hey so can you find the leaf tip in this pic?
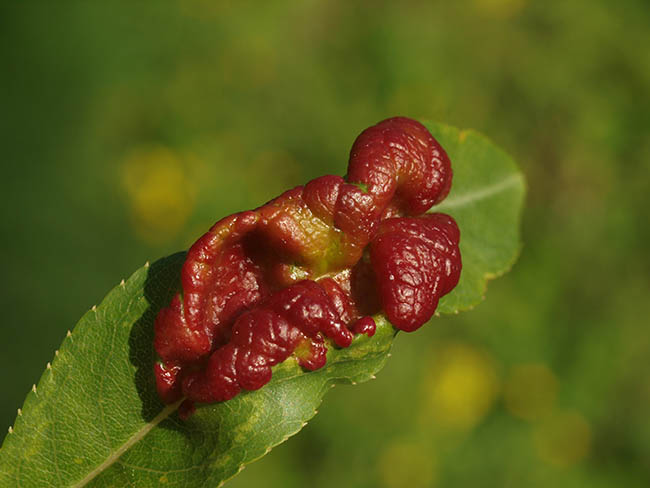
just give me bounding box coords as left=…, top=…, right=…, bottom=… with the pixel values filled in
left=31, top=384, right=37, bottom=393
left=145, top=261, right=150, bottom=268
left=92, top=305, right=97, bottom=312
left=120, top=279, right=126, bottom=287
left=8, top=426, right=13, bottom=434
left=54, top=349, right=59, bottom=357
left=17, top=408, right=22, bottom=416
left=46, top=362, right=51, bottom=370
left=66, top=330, right=72, bottom=338
left=371, top=374, right=377, bottom=380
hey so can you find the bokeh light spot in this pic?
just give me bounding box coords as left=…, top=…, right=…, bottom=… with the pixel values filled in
left=421, top=343, right=500, bottom=431
left=533, top=410, right=592, bottom=467
left=504, top=363, right=558, bottom=421
left=120, top=146, right=196, bottom=243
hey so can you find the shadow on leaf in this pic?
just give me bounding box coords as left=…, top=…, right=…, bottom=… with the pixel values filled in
left=128, top=252, right=186, bottom=423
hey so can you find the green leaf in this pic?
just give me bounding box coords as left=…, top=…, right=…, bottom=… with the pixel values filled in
left=426, top=122, right=526, bottom=314
left=0, top=122, right=525, bottom=487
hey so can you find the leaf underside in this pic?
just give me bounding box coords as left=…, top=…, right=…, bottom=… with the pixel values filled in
left=0, top=122, right=525, bottom=487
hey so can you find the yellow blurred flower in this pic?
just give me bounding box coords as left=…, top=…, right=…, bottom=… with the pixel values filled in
left=421, top=342, right=500, bottom=431
left=377, top=441, right=437, bottom=488
left=120, top=146, right=196, bottom=243
left=533, top=410, right=592, bottom=467
left=504, top=363, right=558, bottom=421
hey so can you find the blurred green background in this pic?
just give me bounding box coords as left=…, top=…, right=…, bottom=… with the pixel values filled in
left=2, top=1, right=649, bottom=486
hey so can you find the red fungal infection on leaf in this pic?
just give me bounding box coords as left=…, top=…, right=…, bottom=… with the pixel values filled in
left=153, top=117, right=461, bottom=416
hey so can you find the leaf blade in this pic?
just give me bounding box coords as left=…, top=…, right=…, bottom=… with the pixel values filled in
left=0, top=122, right=525, bottom=487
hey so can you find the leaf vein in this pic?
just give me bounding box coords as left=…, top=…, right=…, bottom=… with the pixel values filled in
left=432, top=173, right=522, bottom=210
left=70, top=400, right=182, bottom=488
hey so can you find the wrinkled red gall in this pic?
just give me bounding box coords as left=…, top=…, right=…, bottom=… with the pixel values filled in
left=153, top=117, right=461, bottom=417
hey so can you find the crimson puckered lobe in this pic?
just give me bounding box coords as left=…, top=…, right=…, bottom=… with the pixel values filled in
left=153, top=117, right=462, bottom=416
left=370, top=213, right=461, bottom=332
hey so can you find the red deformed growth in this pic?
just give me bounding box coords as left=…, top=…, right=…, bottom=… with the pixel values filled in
left=153, top=117, right=461, bottom=412
left=347, top=116, right=452, bottom=216
left=370, top=214, right=461, bottom=332
left=179, top=280, right=352, bottom=404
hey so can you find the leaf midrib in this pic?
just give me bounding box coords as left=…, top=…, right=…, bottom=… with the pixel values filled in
left=432, top=174, right=522, bottom=211
left=71, top=400, right=182, bottom=488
